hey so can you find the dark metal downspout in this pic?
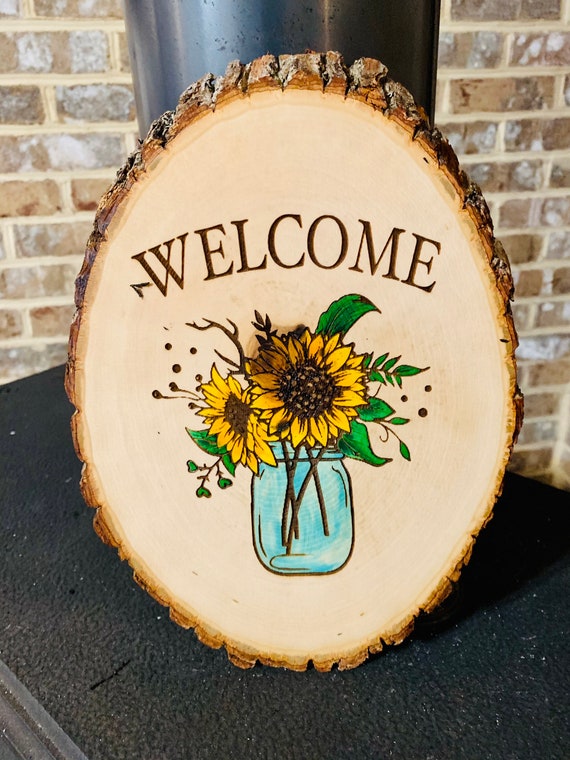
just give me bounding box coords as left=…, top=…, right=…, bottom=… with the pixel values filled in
left=123, top=0, right=440, bottom=137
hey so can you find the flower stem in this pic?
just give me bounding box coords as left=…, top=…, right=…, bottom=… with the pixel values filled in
left=306, top=447, right=329, bottom=536
left=284, top=446, right=327, bottom=555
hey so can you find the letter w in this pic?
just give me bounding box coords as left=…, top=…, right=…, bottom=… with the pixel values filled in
left=132, top=234, right=187, bottom=297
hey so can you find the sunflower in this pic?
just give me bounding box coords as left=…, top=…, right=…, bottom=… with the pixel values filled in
left=248, top=329, right=368, bottom=448
left=198, top=365, right=276, bottom=473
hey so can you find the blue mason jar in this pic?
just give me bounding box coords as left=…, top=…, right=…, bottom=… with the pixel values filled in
left=251, top=444, right=354, bottom=575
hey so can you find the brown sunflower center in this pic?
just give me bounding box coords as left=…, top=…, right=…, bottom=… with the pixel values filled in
left=278, top=361, right=338, bottom=420
left=224, top=392, right=251, bottom=438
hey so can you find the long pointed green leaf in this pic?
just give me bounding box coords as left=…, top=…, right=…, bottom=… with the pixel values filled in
left=338, top=419, right=392, bottom=466
left=358, top=397, right=395, bottom=422
left=186, top=428, right=227, bottom=457
left=394, top=364, right=428, bottom=377
left=315, top=294, right=379, bottom=338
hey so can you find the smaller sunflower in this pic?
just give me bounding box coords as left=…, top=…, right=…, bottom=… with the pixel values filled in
left=248, top=329, right=368, bottom=448
left=198, top=365, right=276, bottom=473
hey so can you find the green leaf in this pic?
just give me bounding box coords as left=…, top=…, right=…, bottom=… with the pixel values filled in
left=363, top=353, right=373, bottom=369
left=338, top=419, right=392, bottom=467
left=217, top=477, right=233, bottom=489
left=388, top=416, right=409, bottom=425
left=186, top=428, right=226, bottom=457
left=399, top=440, right=411, bottom=461
left=394, top=364, right=427, bottom=377
left=370, top=371, right=386, bottom=384
left=373, top=353, right=388, bottom=368
left=221, top=453, right=236, bottom=476
left=358, top=397, right=395, bottom=421
left=315, top=294, right=379, bottom=338
left=196, top=486, right=211, bottom=498
left=187, top=460, right=198, bottom=472
left=382, top=355, right=400, bottom=372
left=384, top=374, right=394, bottom=386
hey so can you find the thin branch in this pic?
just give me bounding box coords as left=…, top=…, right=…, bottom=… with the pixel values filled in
left=187, top=318, right=246, bottom=373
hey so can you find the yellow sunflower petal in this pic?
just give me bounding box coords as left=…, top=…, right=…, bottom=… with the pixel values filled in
left=290, top=417, right=308, bottom=447
left=287, top=335, right=305, bottom=366
left=325, top=345, right=353, bottom=372
left=333, top=369, right=367, bottom=387
left=253, top=436, right=277, bottom=466
left=246, top=451, right=259, bottom=474
left=324, top=333, right=341, bottom=355
left=299, top=328, right=312, bottom=348
left=310, top=416, right=329, bottom=446
left=251, top=391, right=284, bottom=410
left=209, top=417, right=227, bottom=436
left=218, top=424, right=236, bottom=448
left=250, top=372, right=280, bottom=390
left=336, top=389, right=367, bottom=407
left=210, top=364, right=229, bottom=395
left=268, top=406, right=290, bottom=432
left=230, top=436, right=244, bottom=463
left=307, top=333, right=325, bottom=361
left=326, top=407, right=352, bottom=432
left=227, top=374, right=244, bottom=397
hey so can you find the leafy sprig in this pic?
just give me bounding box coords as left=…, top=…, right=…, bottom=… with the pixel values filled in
left=186, top=428, right=235, bottom=496
left=367, top=353, right=428, bottom=388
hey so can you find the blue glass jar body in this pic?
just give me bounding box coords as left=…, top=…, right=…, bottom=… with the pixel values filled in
left=251, top=446, right=354, bottom=575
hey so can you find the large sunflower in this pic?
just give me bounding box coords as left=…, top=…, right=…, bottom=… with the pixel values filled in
left=198, top=365, right=276, bottom=473
left=248, top=329, right=368, bottom=448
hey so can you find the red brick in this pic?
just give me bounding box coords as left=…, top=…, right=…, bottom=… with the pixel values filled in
left=451, top=0, right=522, bottom=21
left=56, top=84, right=135, bottom=122
left=118, top=31, right=131, bottom=72
left=438, top=31, right=503, bottom=69
left=0, top=0, right=21, bottom=17
left=0, top=85, right=44, bottom=124
left=514, top=269, right=543, bottom=297
left=511, top=32, right=570, bottom=66
left=509, top=447, right=553, bottom=475
left=505, top=118, right=570, bottom=152
left=527, top=358, right=570, bottom=386
left=30, top=304, right=75, bottom=337
left=546, top=232, right=570, bottom=260
left=13, top=221, right=92, bottom=258
left=0, top=181, right=61, bottom=217
left=0, top=264, right=76, bottom=299
left=500, top=234, right=543, bottom=264
left=467, top=159, right=543, bottom=192
left=552, top=267, right=570, bottom=295
left=551, top=159, right=570, bottom=189
left=511, top=302, right=531, bottom=330
left=438, top=121, right=498, bottom=155
left=71, top=179, right=111, bottom=211
left=450, top=77, right=554, bottom=114
left=0, top=133, right=126, bottom=172
left=0, top=32, right=17, bottom=72
left=517, top=419, right=558, bottom=446
left=536, top=301, right=570, bottom=329
left=498, top=198, right=540, bottom=228
left=522, top=391, right=561, bottom=417
left=0, top=309, right=23, bottom=339
left=541, top=198, right=570, bottom=227
left=452, top=0, right=562, bottom=20
left=0, top=344, right=68, bottom=382
left=33, top=0, right=123, bottom=17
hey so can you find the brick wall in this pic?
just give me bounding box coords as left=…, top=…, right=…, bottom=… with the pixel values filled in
left=1, top=0, right=569, bottom=490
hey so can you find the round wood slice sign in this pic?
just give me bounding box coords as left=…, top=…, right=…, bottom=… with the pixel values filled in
left=66, top=53, right=523, bottom=671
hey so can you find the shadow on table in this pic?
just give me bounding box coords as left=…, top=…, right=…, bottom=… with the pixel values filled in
left=413, top=472, right=570, bottom=637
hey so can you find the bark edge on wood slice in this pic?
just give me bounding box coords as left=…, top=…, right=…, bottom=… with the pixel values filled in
left=66, top=52, right=523, bottom=672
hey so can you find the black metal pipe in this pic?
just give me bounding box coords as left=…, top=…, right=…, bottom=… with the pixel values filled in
left=124, top=0, right=440, bottom=136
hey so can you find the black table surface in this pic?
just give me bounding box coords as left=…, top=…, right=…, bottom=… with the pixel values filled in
left=1, top=364, right=568, bottom=760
